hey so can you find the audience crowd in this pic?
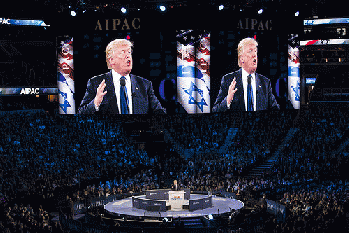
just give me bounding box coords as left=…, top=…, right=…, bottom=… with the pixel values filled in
left=0, top=109, right=348, bottom=233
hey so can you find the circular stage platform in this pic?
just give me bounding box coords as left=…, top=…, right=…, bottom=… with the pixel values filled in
left=104, top=194, right=244, bottom=218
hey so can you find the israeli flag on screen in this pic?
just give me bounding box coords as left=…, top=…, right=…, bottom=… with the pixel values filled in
left=288, top=44, right=300, bottom=109
left=177, top=35, right=210, bottom=114
left=57, top=37, right=75, bottom=114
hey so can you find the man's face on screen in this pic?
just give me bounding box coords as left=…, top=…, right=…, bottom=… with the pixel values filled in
left=241, top=43, right=258, bottom=74
left=110, top=44, right=133, bottom=76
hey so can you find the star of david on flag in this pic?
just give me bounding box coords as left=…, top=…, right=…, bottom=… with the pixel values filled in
left=182, top=81, right=208, bottom=112
left=177, top=32, right=210, bottom=114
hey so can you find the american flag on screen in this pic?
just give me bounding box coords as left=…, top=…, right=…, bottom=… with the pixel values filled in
left=57, top=37, right=75, bottom=114
left=177, top=30, right=210, bottom=114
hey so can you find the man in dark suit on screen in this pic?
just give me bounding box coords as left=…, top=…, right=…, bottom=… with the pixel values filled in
left=78, top=39, right=166, bottom=114
left=212, top=38, right=279, bottom=112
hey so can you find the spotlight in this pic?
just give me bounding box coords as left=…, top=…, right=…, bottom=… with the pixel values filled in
left=121, top=7, right=127, bottom=14
left=159, top=5, right=166, bottom=12
left=295, top=11, right=299, bottom=17
left=208, top=214, right=213, bottom=220
left=219, top=5, right=224, bottom=11
left=163, top=217, right=168, bottom=222
left=258, top=9, right=263, bottom=14
left=70, top=11, right=76, bottom=16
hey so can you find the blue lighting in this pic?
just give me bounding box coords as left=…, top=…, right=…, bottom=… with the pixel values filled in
left=121, top=7, right=127, bottom=14
left=258, top=9, right=263, bottom=14
left=219, top=5, right=224, bottom=11
left=70, top=11, right=76, bottom=17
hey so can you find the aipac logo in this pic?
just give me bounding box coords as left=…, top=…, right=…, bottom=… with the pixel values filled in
left=0, top=18, right=10, bottom=25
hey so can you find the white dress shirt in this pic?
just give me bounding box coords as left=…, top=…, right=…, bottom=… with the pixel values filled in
left=241, top=68, right=256, bottom=111
left=112, top=69, right=133, bottom=114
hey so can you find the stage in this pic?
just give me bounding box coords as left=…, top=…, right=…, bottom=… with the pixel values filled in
left=104, top=194, right=244, bottom=218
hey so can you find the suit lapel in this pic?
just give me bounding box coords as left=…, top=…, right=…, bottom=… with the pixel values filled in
left=130, top=74, right=138, bottom=114
left=236, top=69, right=245, bottom=110
left=104, top=71, right=114, bottom=90
left=105, top=71, right=120, bottom=114
left=130, top=74, right=137, bottom=97
left=255, top=74, right=261, bottom=111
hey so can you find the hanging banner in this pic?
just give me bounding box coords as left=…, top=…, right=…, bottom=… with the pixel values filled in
left=196, top=34, right=211, bottom=113
left=288, top=34, right=300, bottom=109
left=177, top=30, right=210, bottom=114
left=57, top=37, right=75, bottom=114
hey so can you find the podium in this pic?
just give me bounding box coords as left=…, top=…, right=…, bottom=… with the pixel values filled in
left=133, top=189, right=213, bottom=212
left=168, top=191, right=185, bottom=210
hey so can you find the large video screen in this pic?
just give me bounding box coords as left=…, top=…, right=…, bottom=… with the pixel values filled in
left=0, top=21, right=58, bottom=112
left=0, top=7, right=291, bottom=114
left=300, top=17, right=349, bottom=105
left=72, top=9, right=289, bottom=115
left=0, top=24, right=56, bottom=89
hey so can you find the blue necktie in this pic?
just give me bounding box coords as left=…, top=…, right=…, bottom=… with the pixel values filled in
left=247, top=74, right=254, bottom=111
left=120, top=76, right=129, bottom=114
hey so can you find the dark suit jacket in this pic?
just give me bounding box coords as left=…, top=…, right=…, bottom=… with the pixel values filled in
left=78, top=71, right=166, bottom=114
left=212, top=69, right=279, bottom=112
